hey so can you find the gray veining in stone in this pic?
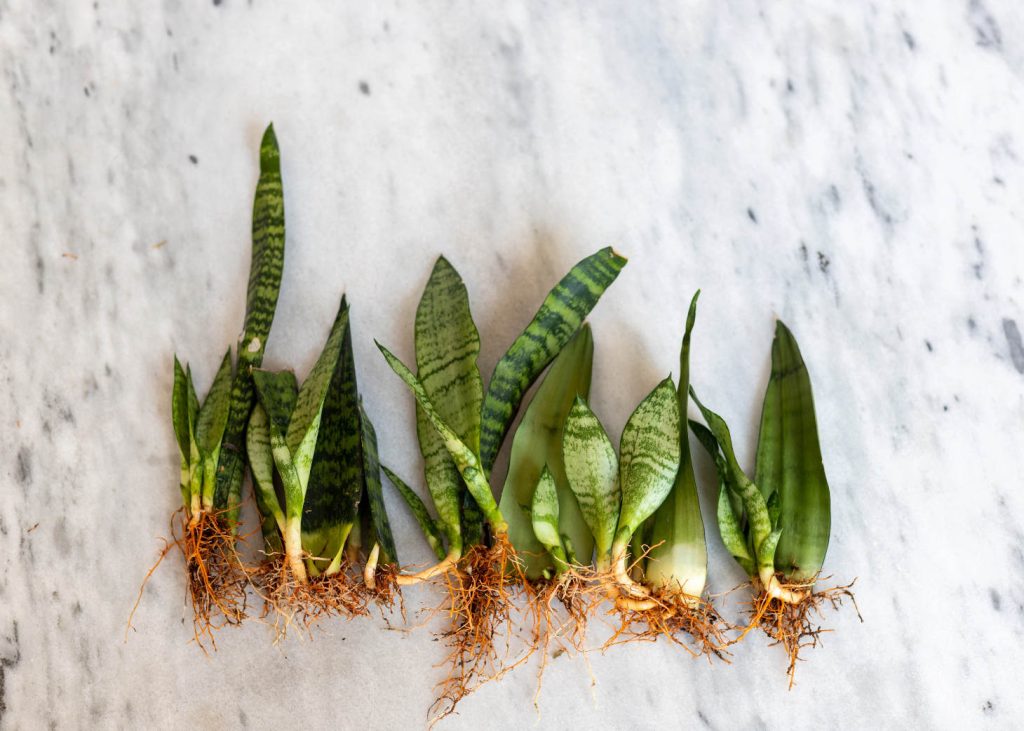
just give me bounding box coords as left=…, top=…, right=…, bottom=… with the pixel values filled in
left=2, top=2, right=1023, bottom=729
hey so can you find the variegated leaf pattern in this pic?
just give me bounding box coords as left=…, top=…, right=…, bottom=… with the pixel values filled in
left=479, top=247, right=627, bottom=474
left=285, top=298, right=350, bottom=482
left=381, top=465, right=447, bottom=561
left=562, top=397, right=619, bottom=562
left=360, top=404, right=398, bottom=565
left=246, top=403, right=284, bottom=552
left=414, top=256, right=484, bottom=550
left=215, top=123, right=286, bottom=518
left=303, top=313, right=363, bottom=565
left=377, top=343, right=502, bottom=530
left=616, top=378, right=681, bottom=543
left=498, top=324, right=594, bottom=578
left=689, top=387, right=773, bottom=568
left=195, top=349, right=234, bottom=457
left=530, top=466, right=566, bottom=566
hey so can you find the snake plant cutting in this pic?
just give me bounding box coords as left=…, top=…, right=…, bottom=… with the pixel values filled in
left=377, top=249, right=625, bottom=717
left=160, top=124, right=285, bottom=643
left=690, top=321, right=855, bottom=680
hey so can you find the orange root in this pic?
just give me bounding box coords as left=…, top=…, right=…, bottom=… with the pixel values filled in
left=429, top=534, right=528, bottom=724
left=250, top=554, right=368, bottom=640
left=362, top=562, right=405, bottom=621
left=744, top=576, right=861, bottom=687
left=604, top=586, right=731, bottom=659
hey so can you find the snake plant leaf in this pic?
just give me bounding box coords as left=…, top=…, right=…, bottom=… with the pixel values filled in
left=382, top=465, right=447, bottom=560
left=285, top=298, right=351, bottom=484
left=360, top=404, right=398, bottom=565
left=251, top=369, right=304, bottom=521
left=303, top=311, right=363, bottom=567
left=459, top=490, right=485, bottom=548
left=499, top=325, right=595, bottom=578
left=755, top=321, right=830, bottom=582
left=412, top=256, right=483, bottom=552
left=172, top=356, right=191, bottom=460
left=246, top=402, right=284, bottom=552
left=377, top=343, right=504, bottom=531
left=214, top=123, right=286, bottom=520
left=531, top=466, right=567, bottom=568
left=185, top=365, right=200, bottom=434
left=646, top=292, right=708, bottom=592
left=562, top=397, right=620, bottom=565
left=689, top=388, right=773, bottom=569
left=479, top=247, right=627, bottom=474
left=251, top=370, right=298, bottom=436
left=195, top=349, right=234, bottom=457
left=690, top=418, right=755, bottom=573
left=616, top=378, right=681, bottom=546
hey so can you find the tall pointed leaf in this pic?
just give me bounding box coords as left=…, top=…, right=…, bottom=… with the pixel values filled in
left=285, top=299, right=350, bottom=480
left=646, top=292, right=708, bottom=592
left=195, top=349, right=234, bottom=457
left=171, top=356, right=191, bottom=461
left=302, top=312, right=363, bottom=565
left=214, top=123, right=286, bottom=519
left=479, top=247, right=627, bottom=473
left=562, top=397, right=619, bottom=565
left=756, top=322, right=830, bottom=581
left=413, top=256, right=483, bottom=552
left=498, top=325, right=595, bottom=578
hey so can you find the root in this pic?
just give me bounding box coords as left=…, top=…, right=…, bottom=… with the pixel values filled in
left=745, top=576, right=861, bottom=687
left=604, top=585, right=732, bottom=659
left=429, top=534, right=528, bottom=724
left=523, top=566, right=603, bottom=708
left=250, top=554, right=368, bottom=641
left=131, top=508, right=249, bottom=650
left=362, top=562, right=405, bottom=621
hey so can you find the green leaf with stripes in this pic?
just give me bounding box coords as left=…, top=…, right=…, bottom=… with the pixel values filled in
left=498, top=325, right=595, bottom=578
left=195, top=349, right=233, bottom=457
left=531, top=466, right=567, bottom=569
left=689, top=387, right=772, bottom=572
left=302, top=309, right=363, bottom=567
left=246, top=403, right=284, bottom=553
left=251, top=369, right=302, bottom=520
left=754, top=321, right=830, bottom=582
left=360, top=404, right=398, bottom=565
left=214, top=123, right=287, bottom=522
left=382, top=465, right=447, bottom=561
left=479, top=247, right=627, bottom=474
left=562, top=397, right=619, bottom=566
left=377, top=343, right=504, bottom=532
left=615, top=378, right=681, bottom=546
left=171, top=356, right=191, bottom=462
left=413, top=256, right=483, bottom=553
left=646, top=292, right=708, bottom=593
left=285, top=298, right=350, bottom=491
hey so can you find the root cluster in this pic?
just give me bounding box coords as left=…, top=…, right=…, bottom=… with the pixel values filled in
left=250, top=555, right=369, bottom=640
left=748, top=576, right=861, bottom=687
left=606, top=588, right=731, bottom=659
left=430, top=535, right=527, bottom=722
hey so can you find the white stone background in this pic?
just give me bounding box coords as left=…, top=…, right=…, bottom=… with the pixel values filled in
left=1, top=2, right=1023, bottom=729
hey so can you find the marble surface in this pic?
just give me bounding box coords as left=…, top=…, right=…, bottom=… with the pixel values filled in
left=2, top=2, right=1023, bottom=729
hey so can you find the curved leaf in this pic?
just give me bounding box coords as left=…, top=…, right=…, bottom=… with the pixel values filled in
left=531, top=467, right=567, bottom=567
left=246, top=403, right=284, bottom=552
left=499, top=325, right=594, bottom=578
left=479, top=247, right=627, bottom=473
left=382, top=465, right=447, bottom=561
left=377, top=343, right=503, bottom=531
